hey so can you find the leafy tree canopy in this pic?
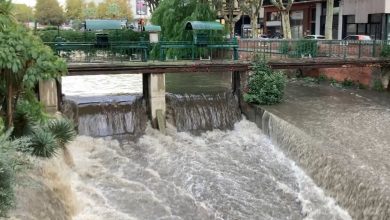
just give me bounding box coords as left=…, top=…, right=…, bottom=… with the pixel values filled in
left=83, top=1, right=97, bottom=19
left=1, top=0, right=67, bottom=128
left=65, top=0, right=83, bottom=20
left=11, top=3, right=33, bottom=23
left=96, top=0, right=133, bottom=20
left=35, top=0, right=65, bottom=26
left=151, top=0, right=218, bottom=41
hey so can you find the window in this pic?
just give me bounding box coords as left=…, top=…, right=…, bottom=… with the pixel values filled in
left=369, top=14, right=382, bottom=23
left=346, top=15, right=355, bottom=24
left=346, top=24, right=357, bottom=36
left=357, top=24, right=366, bottom=34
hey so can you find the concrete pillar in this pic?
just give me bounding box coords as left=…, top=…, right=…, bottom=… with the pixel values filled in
left=148, top=73, right=166, bottom=129
left=338, top=1, right=344, bottom=40
left=315, top=3, right=322, bottom=35
left=232, top=71, right=242, bottom=108
left=39, top=79, right=58, bottom=115
left=142, top=73, right=150, bottom=115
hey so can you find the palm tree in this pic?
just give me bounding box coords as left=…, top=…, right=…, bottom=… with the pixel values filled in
left=46, top=117, right=76, bottom=166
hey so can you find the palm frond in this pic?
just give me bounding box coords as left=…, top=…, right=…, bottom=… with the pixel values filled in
left=28, top=127, right=58, bottom=158
left=47, top=117, right=76, bottom=148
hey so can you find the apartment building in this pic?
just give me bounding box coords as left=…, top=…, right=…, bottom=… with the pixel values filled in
left=342, top=0, right=390, bottom=40
left=262, top=0, right=342, bottom=39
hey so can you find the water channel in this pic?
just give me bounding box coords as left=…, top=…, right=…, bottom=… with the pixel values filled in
left=54, top=72, right=352, bottom=220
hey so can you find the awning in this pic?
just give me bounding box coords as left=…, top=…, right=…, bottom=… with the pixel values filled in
left=85, top=19, right=124, bottom=30
left=144, top=25, right=161, bottom=32
left=185, top=21, right=224, bottom=31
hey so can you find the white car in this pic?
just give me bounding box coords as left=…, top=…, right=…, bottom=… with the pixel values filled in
left=304, top=35, right=325, bottom=40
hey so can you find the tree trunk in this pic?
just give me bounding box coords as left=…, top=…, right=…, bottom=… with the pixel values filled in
left=251, top=13, right=258, bottom=38
left=229, top=22, right=235, bottom=38
left=6, top=73, right=13, bottom=128
left=325, top=0, right=334, bottom=40
left=281, top=10, right=292, bottom=39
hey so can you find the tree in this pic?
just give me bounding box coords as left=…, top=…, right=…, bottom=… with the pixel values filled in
left=213, top=0, right=244, bottom=38
left=96, top=0, right=133, bottom=20
left=1, top=0, right=67, bottom=128
left=144, top=0, right=160, bottom=13
left=152, top=0, right=217, bottom=41
left=12, top=4, right=33, bottom=23
left=241, top=0, right=263, bottom=38
left=325, top=0, right=334, bottom=39
left=83, top=1, right=97, bottom=19
left=270, top=0, right=294, bottom=39
left=65, top=0, right=83, bottom=20
left=35, top=0, right=65, bottom=26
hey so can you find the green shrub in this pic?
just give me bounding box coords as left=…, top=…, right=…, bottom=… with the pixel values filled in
left=341, top=78, right=357, bottom=88
left=380, top=44, right=390, bottom=58
left=0, top=158, right=13, bottom=217
left=0, top=118, right=4, bottom=134
left=303, top=77, right=319, bottom=84
left=294, top=39, right=318, bottom=57
left=279, top=41, right=289, bottom=55
left=373, top=79, right=384, bottom=91
left=318, top=74, right=328, bottom=82
left=0, top=130, right=30, bottom=217
left=244, top=61, right=286, bottom=105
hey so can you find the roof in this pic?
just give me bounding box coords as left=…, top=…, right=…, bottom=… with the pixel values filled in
left=185, top=21, right=224, bottom=31
left=144, top=25, right=161, bottom=32
left=85, top=19, right=125, bottom=30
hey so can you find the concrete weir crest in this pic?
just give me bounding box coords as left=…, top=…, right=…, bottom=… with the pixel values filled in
left=39, top=62, right=249, bottom=133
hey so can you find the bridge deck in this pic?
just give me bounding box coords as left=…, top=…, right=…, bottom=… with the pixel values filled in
left=66, top=58, right=388, bottom=75
left=67, top=61, right=250, bottom=75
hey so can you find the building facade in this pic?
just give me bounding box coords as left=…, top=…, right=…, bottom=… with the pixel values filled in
left=128, top=0, right=151, bottom=29
left=262, top=0, right=342, bottom=39
left=342, top=0, right=390, bottom=40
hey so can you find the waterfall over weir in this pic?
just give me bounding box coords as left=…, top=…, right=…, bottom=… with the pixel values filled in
left=46, top=92, right=352, bottom=220
left=62, top=95, right=147, bottom=138
left=166, top=93, right=242, bottom=132
left=63, top=93, right=242, bottom=137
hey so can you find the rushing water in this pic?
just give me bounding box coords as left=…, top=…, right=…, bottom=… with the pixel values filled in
left=68, top=121, right=350, bottom=220
left=32, top=73, right=353, bottom=220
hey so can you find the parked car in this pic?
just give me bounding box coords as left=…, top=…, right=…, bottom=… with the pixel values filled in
left=341, top=35, right=372, bottom=45
left=304, top=35, right=325, bottom=40
left=343, top=35, right=372, bottom=41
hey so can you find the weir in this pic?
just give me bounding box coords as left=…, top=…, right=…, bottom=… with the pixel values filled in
left=38, top=61, right=248, bottom=133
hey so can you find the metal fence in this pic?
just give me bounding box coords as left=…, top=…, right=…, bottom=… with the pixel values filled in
left=238, top=39, right=389, bottom=60
left=45, top=39, right=239, bottom=63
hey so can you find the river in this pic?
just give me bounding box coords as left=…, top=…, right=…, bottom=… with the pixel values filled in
left=8, top=73, right=352, bottom=220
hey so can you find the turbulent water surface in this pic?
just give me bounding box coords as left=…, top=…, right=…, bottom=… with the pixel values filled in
left=68, top=121, right=350, bottom=220
left=55, top=74, right=353, bottom=219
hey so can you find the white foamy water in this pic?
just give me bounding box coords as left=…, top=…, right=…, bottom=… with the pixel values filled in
left=62, top=74, right=142, bottom=96
left=67, top=120, right=351, bottom=220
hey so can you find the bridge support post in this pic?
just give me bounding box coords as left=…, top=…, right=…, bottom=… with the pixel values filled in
left=144, top=73, right=166, bottom=130
left=232, top=71, right=242, bottom=108
left=39, top=79, right=58, bottom=115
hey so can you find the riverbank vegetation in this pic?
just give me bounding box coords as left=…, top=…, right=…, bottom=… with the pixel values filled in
left=244, top=56, right=286, bottom=105
left=0, top=0, right=75, bottom=216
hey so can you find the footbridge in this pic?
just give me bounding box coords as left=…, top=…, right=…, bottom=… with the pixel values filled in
left=39, top=38, right=390, bottom=131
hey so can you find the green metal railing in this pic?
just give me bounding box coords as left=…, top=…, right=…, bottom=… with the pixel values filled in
left=45, top=38, right=239, bottom=63
left=239, top=39, right=388, bottom=60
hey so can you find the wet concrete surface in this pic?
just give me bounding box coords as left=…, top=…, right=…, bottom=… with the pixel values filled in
left=264, top=81, right=390, bottom=178
left=250, top=81, right=390, bottom=219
